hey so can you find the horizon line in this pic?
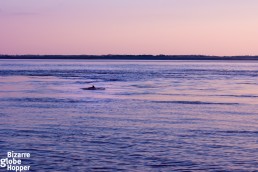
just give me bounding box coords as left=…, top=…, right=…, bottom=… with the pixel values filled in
left=1, top=54, right=258, bottom=57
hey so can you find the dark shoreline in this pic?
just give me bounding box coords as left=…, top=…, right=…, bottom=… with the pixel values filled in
left=1, top=55, right=258, bottom=60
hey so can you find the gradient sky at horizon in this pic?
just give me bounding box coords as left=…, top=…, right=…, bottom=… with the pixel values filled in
left=1, top=0, right=258, bottom=56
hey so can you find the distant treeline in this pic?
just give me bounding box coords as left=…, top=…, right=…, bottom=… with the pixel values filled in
left=1, top=55, right=258, bottom=60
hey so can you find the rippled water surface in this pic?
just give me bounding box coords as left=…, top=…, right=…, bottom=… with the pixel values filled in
left=0, top=60, right=258, bottom=171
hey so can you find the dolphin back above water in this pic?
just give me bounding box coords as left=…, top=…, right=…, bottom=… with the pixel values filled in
left=81, top=86, right=105, bottom=90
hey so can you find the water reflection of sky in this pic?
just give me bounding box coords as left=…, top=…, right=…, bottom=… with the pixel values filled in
left=0, top=60, right=258, bottom=171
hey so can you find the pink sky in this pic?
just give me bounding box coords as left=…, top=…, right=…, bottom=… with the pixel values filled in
left=1, top=0, right=258, bottom=55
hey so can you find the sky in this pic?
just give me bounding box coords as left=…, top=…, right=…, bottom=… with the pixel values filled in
left=0, top=0, right=258, bottom=56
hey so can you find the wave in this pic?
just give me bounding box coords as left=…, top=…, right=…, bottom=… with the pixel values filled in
left=0, top=97, right=95, bottom=103
left=214, top=94, right=258, bottom=98
left=189, top=129, right=258, bottom=135
left=152, top=101, right=239, bottom=105
left=220, top=130, right=258, bottom=134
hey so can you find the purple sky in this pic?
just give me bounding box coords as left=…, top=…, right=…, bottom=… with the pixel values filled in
left=1, top=0, right=258, bottom=55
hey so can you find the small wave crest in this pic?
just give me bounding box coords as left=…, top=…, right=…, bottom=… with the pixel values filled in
left=0, top=97, right=96, bottom=104
left=215, top=94, right=258, bottom=98
left=152, top=101, right=239, bottom=105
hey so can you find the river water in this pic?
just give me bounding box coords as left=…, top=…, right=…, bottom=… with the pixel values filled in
left=0, top=60, right=257, bottom=171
